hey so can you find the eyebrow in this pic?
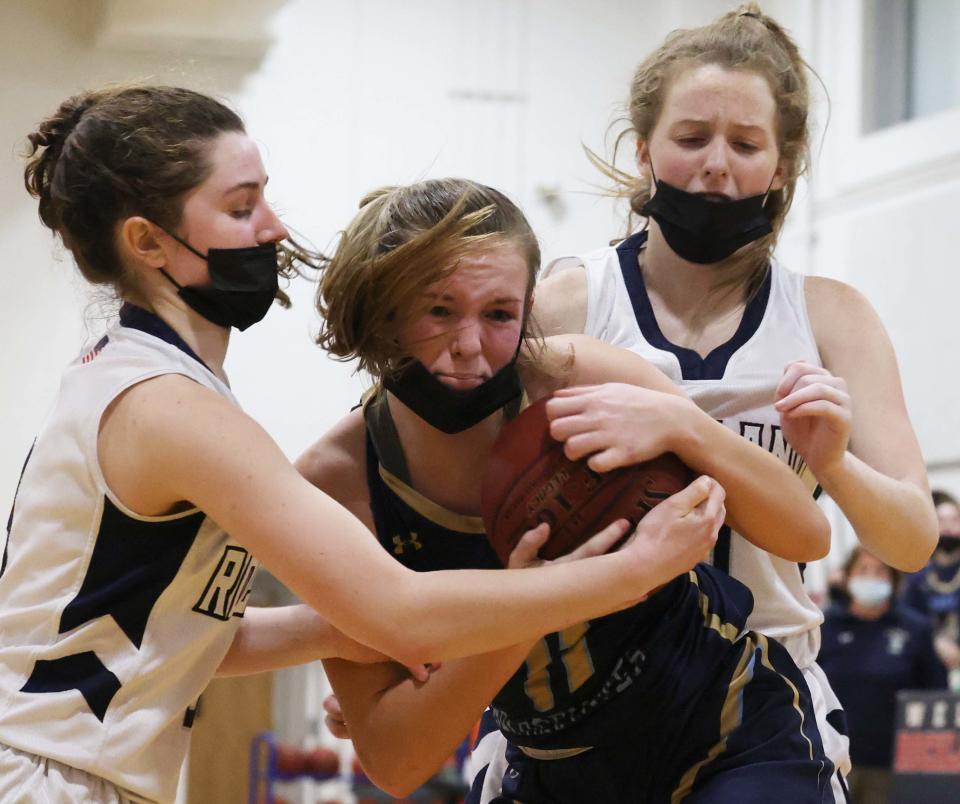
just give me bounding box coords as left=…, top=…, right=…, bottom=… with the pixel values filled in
left=425, top=292, right=522, bottom=304
left=222, top=177, right=269, bottom=196
left=672, top=119, right=769, bottom=135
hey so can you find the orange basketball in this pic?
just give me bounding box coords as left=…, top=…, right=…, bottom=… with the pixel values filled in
left=274, top=743, right=309, bottom=775
left=305, top=746, right=340, bottom=776
left=481, top=397, right=694, bottom=566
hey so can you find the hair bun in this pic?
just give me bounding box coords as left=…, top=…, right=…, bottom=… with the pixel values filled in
left=27, top=92, right=98, bottom=156
left=358, top=185, right=398, bottom=209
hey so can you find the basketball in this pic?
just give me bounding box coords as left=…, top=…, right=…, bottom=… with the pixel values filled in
left=274, top=743, right=310, bottom=775
left=305, top=746, right=340, bottom=776
left=481, top=397, right=694, bottom=566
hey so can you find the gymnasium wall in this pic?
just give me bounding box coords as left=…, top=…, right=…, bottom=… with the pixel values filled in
left=0, top=0, right=679, bottom=491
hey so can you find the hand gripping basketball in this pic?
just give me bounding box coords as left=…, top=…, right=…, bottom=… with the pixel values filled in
left=481, top=397, right=696, bottom=566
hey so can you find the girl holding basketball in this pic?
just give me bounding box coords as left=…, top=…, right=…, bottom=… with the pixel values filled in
left=531, top=4, right=937, bottom=797
left=0, top=87, right=725, bottom=803
left=299, top=177, right=834, bottom=802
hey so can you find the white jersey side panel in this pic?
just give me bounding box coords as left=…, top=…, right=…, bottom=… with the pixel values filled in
left=0, top=324, right=258, bottom=803
left=543, top=244, right=824, bottom=667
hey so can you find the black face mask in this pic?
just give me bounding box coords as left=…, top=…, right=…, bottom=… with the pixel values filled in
left=159, top=231, right=279, bottom=331
left=939, top=534, right=960, bottom=555
left=384, top=355, right=523, bottom=434
left=640, top=166, right=774, bottom=264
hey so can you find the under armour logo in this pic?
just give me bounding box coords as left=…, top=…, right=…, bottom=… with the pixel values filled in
left=392, top=533, right=423, bottom=555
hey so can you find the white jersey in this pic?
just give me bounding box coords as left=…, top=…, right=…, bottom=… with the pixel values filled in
left=543, top=231, right=824, bottom=667
left=0, top=306, right=258, bottom=803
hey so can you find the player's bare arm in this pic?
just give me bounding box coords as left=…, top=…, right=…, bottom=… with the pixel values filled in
left=797, top=276, right=937, bottom=571
left=317, top=485, right=721, bottom=797
left=217, top=605, right=393, bottom=676
left=100, top=374, right=688, bottom=665
left=531, top=335, right=830, bottom=562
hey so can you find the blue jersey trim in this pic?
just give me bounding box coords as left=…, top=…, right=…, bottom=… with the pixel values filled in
left=119, top=303, right=212, bottom=373
left=616, top=231, right=772, bottom=381
left=3, top=442, right=35, bottom=579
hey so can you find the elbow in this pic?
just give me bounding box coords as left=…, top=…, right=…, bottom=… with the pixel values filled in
left=804, top=516, right=832, bottom=562
left=890, top=506, right=939, bottom=573
left=771, top=511, right=831, bottom=563
left=898, top=556, right=930, bottom=574
left=895, top=532, right=938, bottom=573
left=783, top=537, right=829, bottom=564
left=389, top=635, right=440, bottom=668
left=355, top=752, right=430, bottom=798
left=901, top=487, right=940, bottom=571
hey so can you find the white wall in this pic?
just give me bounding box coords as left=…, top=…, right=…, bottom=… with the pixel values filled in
left=0, top=0, right=681, bottom=500
left=805, top=0, right=960, bottom=569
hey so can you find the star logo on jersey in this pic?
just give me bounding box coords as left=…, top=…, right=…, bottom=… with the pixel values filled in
left=392, top=533, right=423, bottom=555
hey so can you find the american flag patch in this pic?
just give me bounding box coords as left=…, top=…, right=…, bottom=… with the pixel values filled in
left=81, top=335, right=109, bottom=364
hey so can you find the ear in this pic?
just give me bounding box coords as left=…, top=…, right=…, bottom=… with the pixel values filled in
left=635, top=139, right=650, bottom=174
left=771, top=157, right=787, bottom=192
left=117, top=217, right=169, bottom=269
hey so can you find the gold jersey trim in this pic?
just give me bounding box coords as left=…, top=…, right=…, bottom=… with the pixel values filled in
left=517, top=745, right=593, bottom=760
left=378, top=464, right=487, bottom=534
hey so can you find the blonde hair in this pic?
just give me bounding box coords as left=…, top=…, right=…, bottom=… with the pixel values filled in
left=593, top=2, right=813, bottom=296
left=316, top=178, right=541, bottom=378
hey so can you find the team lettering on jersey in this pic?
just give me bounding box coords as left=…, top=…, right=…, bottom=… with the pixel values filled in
left=493, top=647, right=647, bottom=738
left=733, top=420, right=808, bottom=477
left=192, top=545, right=256, bottom=620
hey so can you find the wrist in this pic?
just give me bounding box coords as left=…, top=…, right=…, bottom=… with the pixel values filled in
left=666, top=397, right=707, bottom=461
left=813, top=449, right=853, bottom=493
left=616, top=541, right=660, bottom=602
left=293, top=604, right=337, bottom=661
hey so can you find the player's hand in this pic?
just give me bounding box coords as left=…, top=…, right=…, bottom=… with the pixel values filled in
left=321, top=657, right=443, bottom=741
left=323, top=693, right=350, bottom=740
left=507, top=519, right=635, bottom=569
left=774, top=360, right=851, bottom=479
left=623, top=476, right=725, bottom=595
left=546, top=383, right=690, bottom=472
left=934, top=635, right=960, bottom=670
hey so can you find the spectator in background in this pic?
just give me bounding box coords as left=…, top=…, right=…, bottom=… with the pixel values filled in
left=820, top=547, right=947, bottom=804
left=901, top=491, right=960, bottom=688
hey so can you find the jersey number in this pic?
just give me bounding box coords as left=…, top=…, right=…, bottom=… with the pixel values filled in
left=523, top=621, right=595, bottom=712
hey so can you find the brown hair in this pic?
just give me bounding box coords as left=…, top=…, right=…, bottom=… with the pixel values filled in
left=316, top=178, right=541, bottom=378
left=842, top=545, right=900, bottom=593
left=24, top=84, right=307, bottom=304
left=594, top=2, right=813, bottom=296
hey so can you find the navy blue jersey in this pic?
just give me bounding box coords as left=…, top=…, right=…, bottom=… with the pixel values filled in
left=819, top=604, right=946, bottom=767
left=365, top=396, right=832, bottom=802
left=365, top=431, right=501, bottom=572
left=489, top=564, right=752, bottom=750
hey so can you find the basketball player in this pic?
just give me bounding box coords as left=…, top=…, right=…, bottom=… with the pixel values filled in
left=1, top=88, right=723, bottom=804
left=528, top=5, right=937, bottom=799
left=300, top=178, right=835, bottom=802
